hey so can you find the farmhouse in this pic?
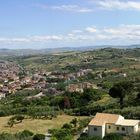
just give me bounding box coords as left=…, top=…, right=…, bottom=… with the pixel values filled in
left=88, top=113, right=140, bottom=138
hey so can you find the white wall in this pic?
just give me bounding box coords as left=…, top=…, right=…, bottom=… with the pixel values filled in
left=0, top=94, right=5, bottom=100
left=134, top=124, right=139, bottom=133
left=115, top=126, right=133, bottom=134
left=106, top=124, right=116, bottom=134
left=102, top=125, right=106, bottom=138
left=106, top=124, right=138, bottom=135
left=88, top=125, right=105, bottom=138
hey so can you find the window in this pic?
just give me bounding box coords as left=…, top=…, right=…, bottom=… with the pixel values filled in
left=94, top=127, right=97, bottom=131
left=122, top=127, right=125, bottom=131
left=117, top=127, right=119, bottom=131
left=108, top=125, right=111, bottom=129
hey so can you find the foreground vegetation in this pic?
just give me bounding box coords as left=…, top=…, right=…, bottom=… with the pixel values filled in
left=78, top=133, right=140, bottom=140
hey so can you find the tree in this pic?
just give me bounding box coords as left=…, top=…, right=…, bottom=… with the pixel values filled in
left=50, top=129, right=73, bottom=140
left=70, top=118, right=78, bottom=127
left=15, top=115, right=24, bottom=123
left=64, top=96, right=71, bottom=109
left=109, top=81, right=133, bottom=109
left=83, top=89, right=102, bottom=102
left=136, top=86, right=140, bottom=100
left=7, top=115, right=25, bottom=127
left=62, top=123, right=72, bottom=129
left=7, top=118, right=15, bottom=127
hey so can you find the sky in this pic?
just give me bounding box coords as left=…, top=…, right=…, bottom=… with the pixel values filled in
left=0, top=0, right=140, bottom=49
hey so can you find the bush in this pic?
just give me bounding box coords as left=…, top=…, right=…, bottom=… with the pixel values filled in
left=0, top=133, right=15, bottom=140
left=103, top=133, right=123, bottom=140
left=78, top=118, right=91, bottom=130
left=33, top=134, right=45, bottom=140
left=78, top=134, right=102, bottom=140
left=15, top=115, right=25, bottom=122
left=70, top=118, right=78, bottom=127
left=16, top=130, right=33, bottom=138
left=62, top=123, right=72, bottom=129
left=50, top=129, right=73, bottom=140
left=126, top=133, right=140, bottom=140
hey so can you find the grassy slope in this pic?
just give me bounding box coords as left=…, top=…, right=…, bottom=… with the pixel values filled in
left=0, top=115, right=88, bottom=134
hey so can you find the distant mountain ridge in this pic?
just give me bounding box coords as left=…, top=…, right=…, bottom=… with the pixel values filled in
left=0, top=44, right=140, bottom=56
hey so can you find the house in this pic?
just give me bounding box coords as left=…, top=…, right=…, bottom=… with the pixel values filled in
left=88, top=113, right=139, bottom=138
left=0, top=93, right=6, bottom=100
left=66, top=82, right=98, bottom=93
left=66, top=84, right=84, bottom=93
left=82, top=82, right=98, bottom=89
left=119, top=73, right=127, bottom=78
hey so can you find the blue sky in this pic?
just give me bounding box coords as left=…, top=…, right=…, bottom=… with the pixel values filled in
left=0, top=0, right=140, bottom=49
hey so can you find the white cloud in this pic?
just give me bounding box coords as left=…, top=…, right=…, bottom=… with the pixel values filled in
left=36, top=4, right=93, bottom=13
left=0, top=35, right=63, bottom=45
left=31, top=35, right=63, bottom=42
left=103, top=24, right=140, bottom=37
left=71, top=30, right=83, bottom=33
left=96, top=0, right=140, bottom=11
left=67, top=24, right=140, bottom=42
left=0, top=38, right=30, bottom=44
left=1, top=24, right=140, bottom=46
left=52, top=5, right=93, bottom=12
left=35, top=1, right=140, bottom=13
left=85, top=27, right=98, bottom=33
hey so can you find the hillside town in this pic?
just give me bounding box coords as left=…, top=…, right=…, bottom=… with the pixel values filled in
left=0, top=60, right=97, bottom=99
left=0, top=59, right=130, bottom=101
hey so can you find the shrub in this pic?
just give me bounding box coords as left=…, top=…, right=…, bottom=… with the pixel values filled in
left=78, top=118, right=91, bottom=130
left=78, top=134, right=102, bottom=140
left=70, top=118, right=78, bottom=127
left=33, top=134, right=45, bottom=140
left=17, top=130, right=33, bottom=137
left=126, top=133, right=140, bottom=140
left=15, top=115, right=25, bottom=122
left=50, top=129, right=73, bottom=140
left=62, top=123, right=72, bottom=129
left=103, top=133, right=123, bottom=140
left=0, top=133, right=15, bottom=140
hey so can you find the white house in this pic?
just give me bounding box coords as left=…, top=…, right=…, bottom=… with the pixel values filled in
left=0, top=93, right=6, bottom=100
left=88, top=113, right=140, bottom=138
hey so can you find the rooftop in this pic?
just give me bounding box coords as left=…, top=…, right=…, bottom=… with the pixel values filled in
left=116, top=119, right=139, bottom=126
left=89, top=113, right=122, bottom=126
left=89, top=113, right=140, bottom=127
